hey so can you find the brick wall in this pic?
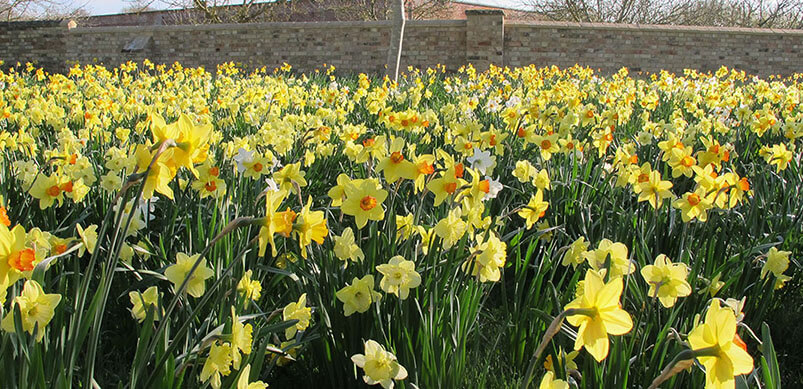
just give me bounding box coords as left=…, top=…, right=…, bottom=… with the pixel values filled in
left=505, top=22, right=803, bottom=76
left=0, top=12, right=801, bottom=76
left=0, top=21, right=67, bottom=70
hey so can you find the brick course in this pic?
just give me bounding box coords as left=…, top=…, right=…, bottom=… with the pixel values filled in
left=0, top=13, right=801, bottom=76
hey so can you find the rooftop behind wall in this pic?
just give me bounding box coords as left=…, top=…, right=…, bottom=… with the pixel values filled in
left=0, top=12, right=800, bottom=76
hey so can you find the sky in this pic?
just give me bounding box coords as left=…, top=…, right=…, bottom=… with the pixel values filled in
left=80, top=0, right=526, bottom=16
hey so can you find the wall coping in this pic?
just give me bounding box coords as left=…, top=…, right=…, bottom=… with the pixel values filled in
left=465, top=10, right=505, bottom=16
left=506, top=20, right=803, bottom=36
left=68, top=19, right=465, bottom=34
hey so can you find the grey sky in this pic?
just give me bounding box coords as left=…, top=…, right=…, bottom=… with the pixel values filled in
left=81, top=0, right=526, bottom=16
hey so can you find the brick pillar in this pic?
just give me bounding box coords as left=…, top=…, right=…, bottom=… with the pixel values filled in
left=465, top=10, right=504, bottom=71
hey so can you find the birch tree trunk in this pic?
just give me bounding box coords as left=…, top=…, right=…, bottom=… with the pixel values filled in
left=386, top=0, right=406, bottom=82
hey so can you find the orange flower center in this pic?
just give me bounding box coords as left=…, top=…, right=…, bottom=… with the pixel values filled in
left=60, top=181, right=74, bottom=193
left=738, top=177, right=750, bottom=191
left=47, top=185, right=62, bottom=197
left=637, top=173, right=650, bottom=183
left=400, top=119, right=409, bottom=127
left=517, top=127, right=526, bottom=138
left=209, top=166, right=220, bottom=177
left=363, top=138, right=375, bottom=147
left=463, top=142, right=473, bottom=150
left=566, top=141, right=574, bottom=150
left=69, top=154, right=78, bottom=165
left=417, top=161, right=434, bottom=175
left=444, top=182, right=457, bottom=194
left=359, top=195, right=378, bottom=211
left=687, top=193, right=701, bottom=206
left=390, top=151, right=404, bottom=164
left=681, top=156, right=695, bottom=168
left=252, top=162, right=263, bottom=172
left=629, top=155, right=638, bottom=164
left=454, top=163, right=465, bottom=178
left=540, top=140, right=552, bottom=150
left=586, top=110, right=594, bottom=118
left=0, top=206, right=9, bottom=227
left=8, top=248, right=35, bottom=272
left=478, top=180, right=490, bottom=193
left=722, top=150, right=730, bottom=162
left=54, top=244, right=68, bottom=255
left=605, top=133, right=614, bottom=142
left=205, top=181, right=217, bottom=192
left=489, top=134, right=497, bottom=146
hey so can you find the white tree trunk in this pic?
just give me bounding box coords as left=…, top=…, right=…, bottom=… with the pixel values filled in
left=386, top=0, right=405, bottom=81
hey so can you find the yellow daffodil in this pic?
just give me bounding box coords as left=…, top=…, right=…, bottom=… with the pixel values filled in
left=341, top=179, right=388, bottom=229
left=336, top=275, right=382, bottom=316
left=538, top=371, right=569, bottom=389
left=433, top=207, right=467, bottom=249
left=294, top=196, right=328, bottom=259
left=200, top=341, right=233, bottom=389
left=376, top=256, right=421, bottom=299
left=229, top=307, right=253, bottom=369
left=761, top=247, right=791, bottom=289
left=518, top=189, right=549, bottom=229
left=584, top=239, right=634, bottom=277
left=1, top=280, right=62, bottom=341
left=562, top=237, right=589, bottom=269
left=687, top=300, right=753, bottom=389
left=164, top=252, right=215, bottom=298
left=640, top=254, right=692, bottom=308
left=237, top=364, right=267, bottom=389
left=283, top=293, right=312, bottom=339
left=128, top=286, right=162, bottom=323
left=464, top=232, right=507, bottom=282
left=351, top=340, right=408, bottom=389
left=564, top=269, right=633, bottom=362
left=237, top=270, right=262, bottom=301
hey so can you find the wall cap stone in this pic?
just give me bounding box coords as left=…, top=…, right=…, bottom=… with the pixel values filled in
left=465, top=10, right=505, bottom=16
left=506, top=20, right=803, bottom=35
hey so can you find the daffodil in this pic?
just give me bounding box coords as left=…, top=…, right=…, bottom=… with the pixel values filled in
left=636, top=170, right=674, bottom=209
left=0, top=225, right=33, bottom=290
left=274, top=162, right=307, bottom=194
left=200, top=341, right=233, bottom=389
left=1, top=280, right=62, bottom=341
left=164, top=252, right=215, bottom=298
left=376, top=256, right=421, bottom=299
left=29, top=174, right=65, bottom=209
left=237, top=270, right=262, bottom=301
left=518, top=189, right=549, bottom=229
left=341, top=179, right=388, bottom=229
left=336, top=275, right=382, bottom=316
left=333, top=227, right=364, bottom=265
left=283, top=293, right=312, bottom=339
left=761, top=247, right=791, bottom=289
left=376, top=137, right=417, bottom=183
left=76, top=223, right=98, bottom=257
left=433, top=207, right=467, bottom=249
left=464, top=232, right=507, bottom=282
left=257, top=187, right=289, bottom=257
left=640, top=254, right=692, bottom=308
left=351, top=340, right=408, bottom=389
left=237, top=364, right=268, bottom=389
left=538, top=371, right=569, bottom=389
left=564, top=269, right=633, bottom=362
left=584, top=239, right=634, bottom=277
left=229, top=307, right=253, bottom=369
left=673, top=188, right=714, bottom=222
left=294, top=196, right=328, bottom=259
left=128, top=286, right=162, bottom=323
left=562, top=237, right=589, bottom=269
left=687, top=300, right=753, bottom=389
